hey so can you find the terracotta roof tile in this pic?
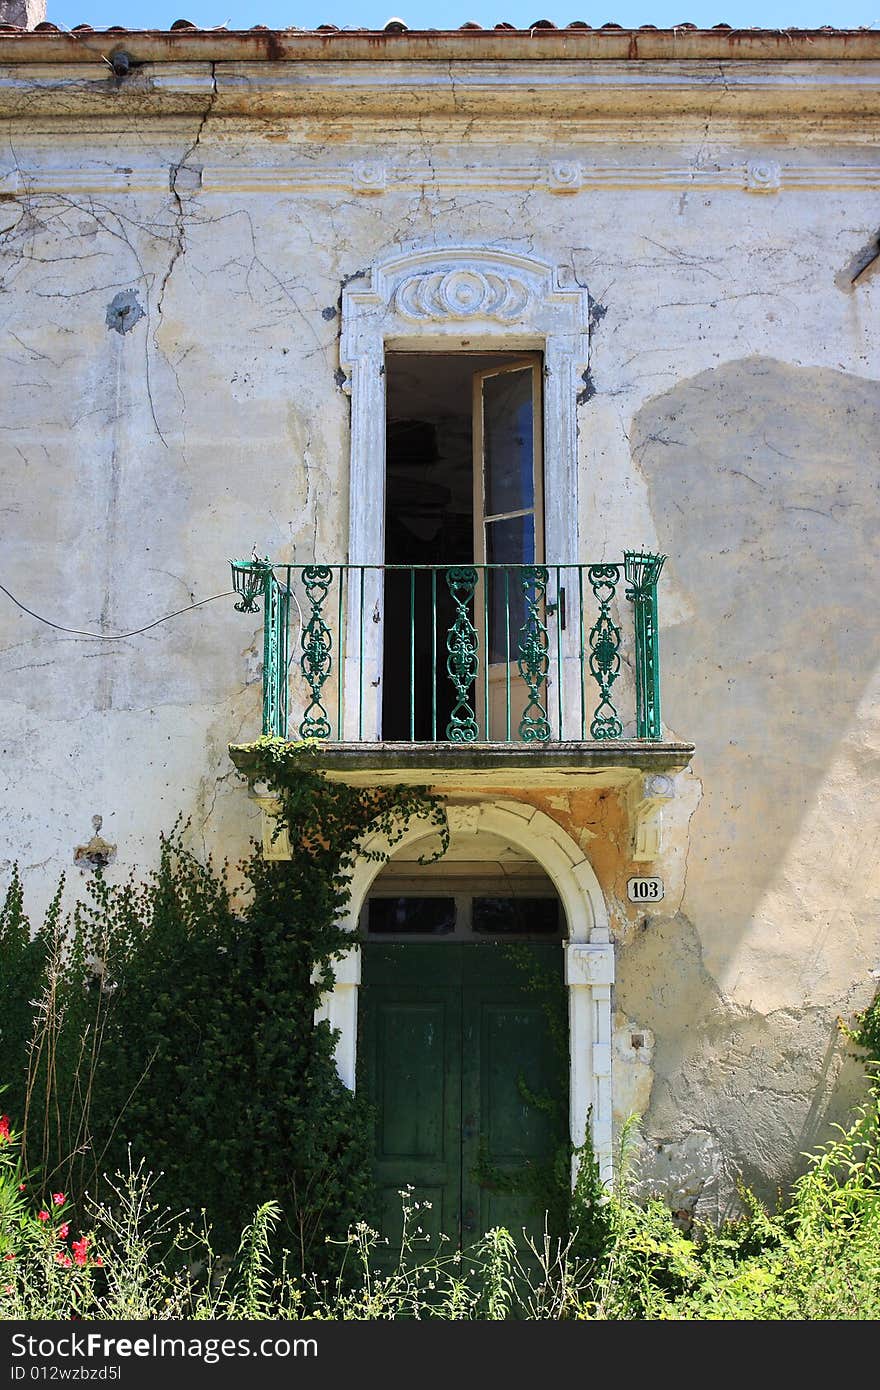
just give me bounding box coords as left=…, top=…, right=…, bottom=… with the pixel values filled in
left=0, top=20, right=875, bottom=48
left=0, top=22, right=873, bottom=36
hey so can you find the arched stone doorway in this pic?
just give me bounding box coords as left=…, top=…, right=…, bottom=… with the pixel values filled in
left=316, top=800, right=615, bottom=1183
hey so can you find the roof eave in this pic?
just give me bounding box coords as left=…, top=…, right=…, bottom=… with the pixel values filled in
left=1, top=28, right=880, bottom=65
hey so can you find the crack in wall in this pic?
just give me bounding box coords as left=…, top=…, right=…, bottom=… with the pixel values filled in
left=0, top=169, right=175, bottom=445
left=154, top=61, right=218, bottom=346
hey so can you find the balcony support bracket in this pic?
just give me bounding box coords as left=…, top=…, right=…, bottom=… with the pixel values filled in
left=628, top=772, right=676, bottom=862
left=247, top=783, right=292, bottom=861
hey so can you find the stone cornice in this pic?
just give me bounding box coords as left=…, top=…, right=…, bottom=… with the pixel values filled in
left=3, top=157, right=879, bottom=197
left=1, top=58, right=880, bottom=123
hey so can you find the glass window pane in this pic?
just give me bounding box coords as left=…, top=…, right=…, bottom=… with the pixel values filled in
left=368, top=897, right=456, bottom=935
left=486, top=515, right=535, bottom=566
left=483, top=368, right=534, bottom=516
left=472, top=897, right=560, bottom=936
left=486, top=518, right=536, bottom=663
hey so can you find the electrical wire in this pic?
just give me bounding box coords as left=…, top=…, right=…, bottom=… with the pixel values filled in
left=0, top=581, right=235, bottom=640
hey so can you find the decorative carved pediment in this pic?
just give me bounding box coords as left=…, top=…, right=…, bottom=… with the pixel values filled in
left=341, top=245, right=589, bottom=354
left=393, top=267, right=530, bottom=322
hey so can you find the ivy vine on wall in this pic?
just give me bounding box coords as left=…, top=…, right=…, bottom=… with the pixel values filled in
left=0, top=738, right=448, bottom=1274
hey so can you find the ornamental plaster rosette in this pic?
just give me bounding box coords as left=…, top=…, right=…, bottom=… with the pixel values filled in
left=350, top=159, right=387, bottom=194
left=548, top=160, right=583, bottom=193
left=745, top=158, right=782, bottom=193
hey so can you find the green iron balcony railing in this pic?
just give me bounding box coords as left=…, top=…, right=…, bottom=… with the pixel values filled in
left=230, top=557, right=665, bottom=745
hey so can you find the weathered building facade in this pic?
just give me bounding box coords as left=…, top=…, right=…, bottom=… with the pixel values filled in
left=1, top=19, right=878, bottom=1228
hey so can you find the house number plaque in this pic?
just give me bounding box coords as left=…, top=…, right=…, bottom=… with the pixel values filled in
left=627, top=877, right=664, bottom=903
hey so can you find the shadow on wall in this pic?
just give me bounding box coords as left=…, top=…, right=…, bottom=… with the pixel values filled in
left=635, top=355, right=880, bottom=969
left=620, top=356, right=880, bottom=1199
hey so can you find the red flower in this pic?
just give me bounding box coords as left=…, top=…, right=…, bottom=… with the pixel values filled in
left=93, top=1257, right=103, bottom=1268
left=52, top=1192, right=65, bottom=1206
left=55, top=1252, right=72, bottom=1269
left=71, top=1238, right=89, bottom=1267
left=17, top=1184, right=25, bottom=1193
left=3, top=1253, right=14, bottom=1262
left=37, top=1210, right=50, bottom=1223
left=4, top=1285, right=12, bottom=1295
left=0, top=1115, right=9, bottom=1141
left=58, top=1223, right=69, bottom=1240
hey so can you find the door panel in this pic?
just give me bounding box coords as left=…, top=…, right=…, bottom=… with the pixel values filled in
left=480, top=368, right=537, bottom=516
left=473, top=357, right=544, bottom=740
left=461, top=943, right=567, bottom=1249
left=378, top=1002, right=448, bottom=1157
left=361, top=940, right=566, bottom=1258
left=361, top=946, right=462, bottom=1260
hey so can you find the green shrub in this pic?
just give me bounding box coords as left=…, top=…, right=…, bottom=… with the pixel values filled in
left=0, top=744, right=447, bottom=1274
left=2, top=1086, right=880, bottom=1320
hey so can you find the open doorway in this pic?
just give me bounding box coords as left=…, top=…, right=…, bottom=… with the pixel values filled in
left=382, top=351, right=544, bottom=740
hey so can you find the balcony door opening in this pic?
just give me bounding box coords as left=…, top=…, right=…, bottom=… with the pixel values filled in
left=382, top=351, right=544, bottom=741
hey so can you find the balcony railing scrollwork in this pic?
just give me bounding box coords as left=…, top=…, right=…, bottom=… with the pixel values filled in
left=230, top=557, right=666, bottom=745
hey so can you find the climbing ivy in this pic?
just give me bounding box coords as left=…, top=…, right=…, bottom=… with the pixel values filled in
left=843, top=987, right=880, bottom=1084
left=0, top=739, right=448, bottom=1274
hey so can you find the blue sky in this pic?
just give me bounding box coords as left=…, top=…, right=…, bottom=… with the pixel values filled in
left=42, top=3, right=880, bottom=34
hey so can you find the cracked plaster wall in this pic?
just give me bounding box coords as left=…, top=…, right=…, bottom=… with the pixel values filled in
left=1, top=94, right=879, bottom=1208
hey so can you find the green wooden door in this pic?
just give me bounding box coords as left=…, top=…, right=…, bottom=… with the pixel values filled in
left=360, top=945, right=462, bottom=1256
left=360, top=942, right=567, bottom=1256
